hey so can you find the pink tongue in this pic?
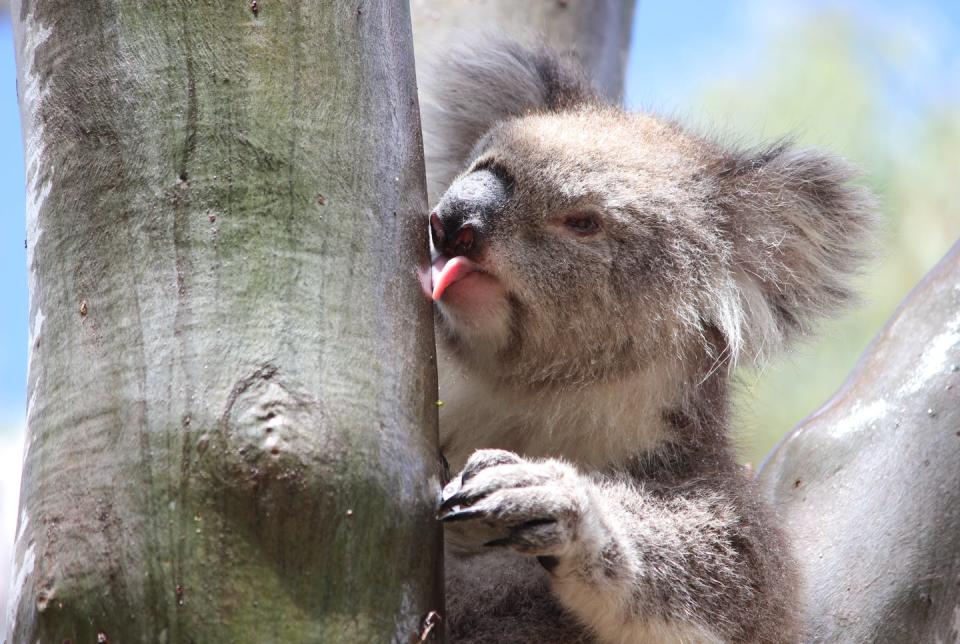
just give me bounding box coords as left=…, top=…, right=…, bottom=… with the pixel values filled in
left=432, top=256, right=480, bottom=301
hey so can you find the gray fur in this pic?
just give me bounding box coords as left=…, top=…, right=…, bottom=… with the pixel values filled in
left=426, top=39, right=876, bottom=643
left=420, top=38, right=596, bottom=203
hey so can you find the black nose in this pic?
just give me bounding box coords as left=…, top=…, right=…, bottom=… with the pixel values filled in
left=430, top=169, right=509, bottom=257
left=430, top=212, right=476, bottom=257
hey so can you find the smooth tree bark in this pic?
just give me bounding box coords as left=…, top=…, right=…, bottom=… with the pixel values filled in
left=758, top=242, right=960, bottom=642
left=8, top=1, right=441, bottom=642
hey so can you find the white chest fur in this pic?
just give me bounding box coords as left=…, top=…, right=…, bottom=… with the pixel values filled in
left=436, top=346, right=679, bottom=472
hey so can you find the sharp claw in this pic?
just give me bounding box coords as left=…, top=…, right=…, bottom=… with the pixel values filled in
left=438, top=507, right=484, bottom=523
left=437, top=492, right=470, bottom=515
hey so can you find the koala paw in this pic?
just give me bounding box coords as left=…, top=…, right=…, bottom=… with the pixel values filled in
left=438, top=449, right=595, bottom=556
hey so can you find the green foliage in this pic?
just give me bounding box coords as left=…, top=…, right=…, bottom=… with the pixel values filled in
left=694, top=11, right=960, bottom=465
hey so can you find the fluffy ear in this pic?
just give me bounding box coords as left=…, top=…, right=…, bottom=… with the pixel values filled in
left=712, top=142, right=878, bottom=364
left=418, top=37, right=597, bottom=202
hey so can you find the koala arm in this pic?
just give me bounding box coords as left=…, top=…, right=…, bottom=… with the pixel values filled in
left=440, top=450, right=793, bottom=644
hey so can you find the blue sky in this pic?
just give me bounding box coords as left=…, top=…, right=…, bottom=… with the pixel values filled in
left=0, top=15, right=25, bottom=433
left=0, top=1, right=958, bottom=433
left=628, top=0, right=960, bottom=120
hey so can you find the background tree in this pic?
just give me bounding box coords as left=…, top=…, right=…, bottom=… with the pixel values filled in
left=758, top=242, right=960, bottom=642
left=7, top=1, right=440, bottom=641
left=411, top=0, right=634, bottom=100
left=411, top=0, right=635, bottom=204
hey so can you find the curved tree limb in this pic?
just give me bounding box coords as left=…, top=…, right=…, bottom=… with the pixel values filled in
left=758, top=241, right=960, bottom=642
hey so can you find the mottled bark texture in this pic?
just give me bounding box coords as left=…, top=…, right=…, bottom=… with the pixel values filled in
left=8, top=1, right=441, bottom=642
left=758, top=241, right=960, bottom=642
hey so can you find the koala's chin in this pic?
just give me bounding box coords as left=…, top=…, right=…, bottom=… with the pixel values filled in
left=429, top=251, right=512, bottom=358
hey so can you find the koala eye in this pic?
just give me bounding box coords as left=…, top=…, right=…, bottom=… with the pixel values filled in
left=562, top=212, right=602, bottom=236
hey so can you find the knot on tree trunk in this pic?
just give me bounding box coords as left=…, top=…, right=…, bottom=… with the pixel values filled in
left=204, top=365, right=334, bottom=499
left=196, top=365, right=340, bottom=565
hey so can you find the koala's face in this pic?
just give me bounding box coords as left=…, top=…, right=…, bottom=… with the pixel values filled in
left=427, top=108, right=725, bottom=387
left=423, top=41, right=874, bottom=389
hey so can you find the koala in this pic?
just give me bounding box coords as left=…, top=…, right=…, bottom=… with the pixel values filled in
left=420, top=40, right=875, bottom=644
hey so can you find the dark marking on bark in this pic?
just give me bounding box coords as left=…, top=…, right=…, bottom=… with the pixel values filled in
left=286, top=4, right=303, bottom=235
left=167, top=19, right=203, bottom=624
left=178, top=7, right=198, bottom=184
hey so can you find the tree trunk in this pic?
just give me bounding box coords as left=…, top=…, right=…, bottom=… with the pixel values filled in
left=411, top=0, right=636, bottom=202
left=8, top=1, right=441, bottom=642
left=757, top=241, right=960, bottom=642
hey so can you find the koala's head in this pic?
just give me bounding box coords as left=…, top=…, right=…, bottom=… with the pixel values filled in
left=422, top=41, right=875, bottom=389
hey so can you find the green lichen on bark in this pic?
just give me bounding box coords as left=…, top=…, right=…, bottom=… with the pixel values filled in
left=10, top=1, right=441, bottom=641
